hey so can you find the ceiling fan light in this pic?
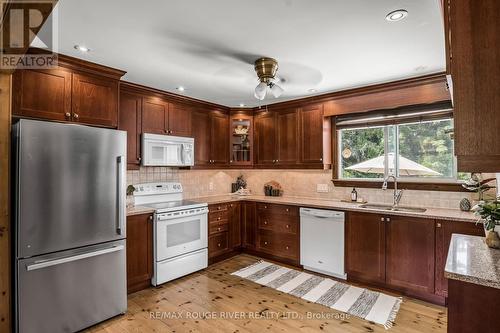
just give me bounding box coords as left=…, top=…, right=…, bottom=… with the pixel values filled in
left=270, top=83, right=284, bottom=98
left=254, top=81, right=267, bottom=100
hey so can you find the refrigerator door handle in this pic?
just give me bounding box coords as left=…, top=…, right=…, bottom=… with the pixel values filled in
left=26, top=245, right=125, bottom=271
left=117, top=155, right=125, bottom=235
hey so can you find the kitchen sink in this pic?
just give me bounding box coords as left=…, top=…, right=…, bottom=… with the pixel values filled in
left=359, top=203, right=427, bottom=213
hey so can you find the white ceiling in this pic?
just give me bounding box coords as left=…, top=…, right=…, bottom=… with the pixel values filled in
left=38, top=0, right=445, bottom=107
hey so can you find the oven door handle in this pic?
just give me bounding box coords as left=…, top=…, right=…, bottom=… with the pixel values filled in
left=156, top=208, right=209, bottom=221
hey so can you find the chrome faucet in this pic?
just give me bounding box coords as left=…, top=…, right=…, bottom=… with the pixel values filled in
left=382, top=175, right=404, bottom=207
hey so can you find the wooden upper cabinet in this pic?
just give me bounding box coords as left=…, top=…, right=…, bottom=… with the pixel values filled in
left=142, top=97, right=168, bottom=135
left=13, top=69, right=72, bottom=122
left=448, top=0, right=500, bottom=171
left=210, top=110, right=229, bottom=165
left=168, top=102, right=192, bottom=137
left=276, top=108, right=298, bottom=165
left=299, top=103, right=330, bottom=166
left=254, top=111, right=278, bottom=166
left=434, top=219, right=483, bottom=297
left=346, top=212, right=386, bottom=284
left=192, top=109, right=211, bottom=166
left=386, top=216, right=435, bottom=295
left=118, top=91, right=142, bottom=169
left=12, top=54, right=125, bottom=128
left=72, top=73, right=119, bottom=127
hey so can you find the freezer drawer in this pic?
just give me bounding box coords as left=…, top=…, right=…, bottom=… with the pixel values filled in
left=16, top=240, right=127, bottom=333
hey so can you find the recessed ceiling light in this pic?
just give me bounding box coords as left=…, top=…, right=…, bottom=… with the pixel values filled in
left=176, top=86, right=185, bottom=92
left=385, top=9, right=408, bottom=22
left=307, top=88, right=317, bottom=93
left=239, top=103, right=245, bottom=107
left=74, top=45, right=90, bottom=52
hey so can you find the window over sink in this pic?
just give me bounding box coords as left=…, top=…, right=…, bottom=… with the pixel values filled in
left=336, top=103, right=469, bottom=183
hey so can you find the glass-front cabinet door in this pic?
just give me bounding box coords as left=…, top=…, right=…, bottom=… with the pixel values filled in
left=229, top=111, right=253, bottom=166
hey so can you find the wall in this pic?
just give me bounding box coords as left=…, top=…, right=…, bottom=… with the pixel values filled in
left=127, top=167, right=490, bottom=210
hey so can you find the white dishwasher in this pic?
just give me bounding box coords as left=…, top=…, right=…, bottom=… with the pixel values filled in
left=300, top=207, right=346, bottom=279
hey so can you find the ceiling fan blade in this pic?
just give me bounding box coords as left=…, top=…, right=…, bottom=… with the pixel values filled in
left=275, top=62, right=323, bottom=88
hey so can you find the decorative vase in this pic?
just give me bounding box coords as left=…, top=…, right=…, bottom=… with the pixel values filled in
left=460, top=198, right=471, bottom=211
left=484, top=225, right=500, bottom=249
left=126, top=195, right=135, bottom=208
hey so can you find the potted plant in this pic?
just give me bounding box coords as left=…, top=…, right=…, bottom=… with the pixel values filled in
left=462, top=173, right=496, bottom=202
left=473, top=200, right=500, bottom=249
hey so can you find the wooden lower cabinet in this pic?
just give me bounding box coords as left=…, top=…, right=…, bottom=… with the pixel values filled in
left=208, top=202, right=240, bottom=262
left=255, top=203, right=300, bottom=264
left=242, top=201, right=257, bottom=250
left=346, top=211, right=483, bottom=304
left=434, top=219, right=484, bottom=297
left=386, top=216, right=435, bottom=296
left=126, top=213, right=153, bottom=294
left=346, top=212, right=386, bottom=285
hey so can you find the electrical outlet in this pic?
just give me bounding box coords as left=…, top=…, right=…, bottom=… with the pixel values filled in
left=317, top=184, right=329, bottom=193
left=209, top=182, right=214, bottom=191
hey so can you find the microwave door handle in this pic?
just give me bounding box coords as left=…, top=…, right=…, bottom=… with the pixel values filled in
left=180, top=144, right=186, bottom=165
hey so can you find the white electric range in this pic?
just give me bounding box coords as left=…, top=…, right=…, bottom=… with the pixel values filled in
left=133, top=182, right=208, bottom=285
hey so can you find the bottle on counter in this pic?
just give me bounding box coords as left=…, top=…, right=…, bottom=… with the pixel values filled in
left=351, top=188, right=358, bottom=202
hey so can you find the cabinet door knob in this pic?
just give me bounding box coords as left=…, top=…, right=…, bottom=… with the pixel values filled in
left=437, top=222, right=442, bottom=228
left=381, top=217, right=385, bottom=222
left=386, top=217, right=391, bottom=222
left=320, top=158, right=323, bottom=161
left=286, top=208, right=289, bottom=212
left=149, top=215, right=153, bottom=221
left=285, top=246, right=289, bottom=250
left=217, top=227, right=221, bottom=231
left=264, top=241, right=268, bottom=245
left=217, top=243, right=221, bottom=247
left=164, top=129, right=168, bottom=133
left=264, top=221, right=268, bottom=225
left=65, top=112, right=71, bottom=119
left=264, top=205, right=267, bottom=209
left=285, top=224, right=290, bottom=229
left=217, top=217, right=221, bottom=221
left=73, top=113, right=79, bottom=119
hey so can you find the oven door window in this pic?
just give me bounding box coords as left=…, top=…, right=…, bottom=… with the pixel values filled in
left=166, top=218, right=201, bottom=247
left=156, top=213, right=208, bottom=261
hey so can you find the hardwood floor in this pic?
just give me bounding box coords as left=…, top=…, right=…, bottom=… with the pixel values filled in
left=86, top=254, right=447, bottom=333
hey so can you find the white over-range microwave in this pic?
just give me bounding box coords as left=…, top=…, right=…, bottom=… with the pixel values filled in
left=141, top=133, right=194, bottom=166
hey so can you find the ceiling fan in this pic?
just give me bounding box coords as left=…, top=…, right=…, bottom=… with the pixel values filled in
left=253, top=57, right=284, bottom=100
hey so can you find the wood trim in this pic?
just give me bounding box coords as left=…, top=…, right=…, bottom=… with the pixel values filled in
left=332, top=179, right=467, bottom=192
left=25, top=48, right=126, bottom=79
left=0, top=73, right=11, bottom=333
left=255, top=73, right=450, bottom=112
left=120, top=81, right=230, bottom=111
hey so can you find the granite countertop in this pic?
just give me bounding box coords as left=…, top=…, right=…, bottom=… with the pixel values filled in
left=185, top=194, right=478, bottom=223
left=126, top=193, right=477, bottom=222
left=445, top=234, right=500, bottom=289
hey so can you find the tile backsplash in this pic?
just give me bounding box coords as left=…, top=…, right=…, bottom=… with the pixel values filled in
left=127, top=167, right=489, bottom=210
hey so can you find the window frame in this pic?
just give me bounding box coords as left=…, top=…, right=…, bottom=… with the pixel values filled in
left=332, top=119, right=468, bottom=192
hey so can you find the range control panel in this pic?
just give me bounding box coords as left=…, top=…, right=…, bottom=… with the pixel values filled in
left=133, top=182, right=183, bottom=196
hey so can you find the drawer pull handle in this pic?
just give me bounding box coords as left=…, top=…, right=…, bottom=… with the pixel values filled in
left=217, top=217, right=221, bottom=221
left=217, top=227, right=221, bottom=231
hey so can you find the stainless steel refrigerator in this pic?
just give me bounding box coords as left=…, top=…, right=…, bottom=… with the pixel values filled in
left=13, top=119, right=127, bottom=333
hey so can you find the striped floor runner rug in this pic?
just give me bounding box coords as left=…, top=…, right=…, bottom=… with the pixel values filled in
left=231, top=261, right=402, bottom=329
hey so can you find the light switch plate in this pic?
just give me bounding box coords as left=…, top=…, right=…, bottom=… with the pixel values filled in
left=317, top=184, right=329, bottom=193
